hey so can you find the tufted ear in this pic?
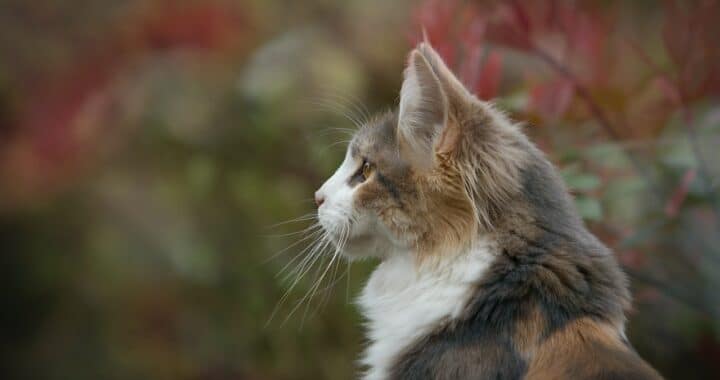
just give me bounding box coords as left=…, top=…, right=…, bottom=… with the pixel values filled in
left=397, top=48, right=448, bottom=170
left=398, top=42, right=474, bottom=170
left=415, top=42, right=472, bottom=103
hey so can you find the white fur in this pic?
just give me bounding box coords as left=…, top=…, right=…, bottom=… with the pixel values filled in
left=358, top=240, right=497, bottom=380
left=317, top=149, right=358, bottom=238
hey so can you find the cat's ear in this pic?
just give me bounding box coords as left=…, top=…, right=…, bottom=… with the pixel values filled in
left=415, top=43, right=472, bottom=103
left=397, top=48, right=449, bottom=170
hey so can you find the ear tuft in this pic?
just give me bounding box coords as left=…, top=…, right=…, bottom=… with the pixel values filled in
left=397, top=50, right=448, bottom=170
left=416, top=42, right=472, bottom=100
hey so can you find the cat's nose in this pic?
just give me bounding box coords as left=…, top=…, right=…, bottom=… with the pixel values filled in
left=314, top=191, right=325, bottom=208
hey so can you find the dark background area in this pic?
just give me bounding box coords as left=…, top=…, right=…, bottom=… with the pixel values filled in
left=1, top=1, right=719, bottom=379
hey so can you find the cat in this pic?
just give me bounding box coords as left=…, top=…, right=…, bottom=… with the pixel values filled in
left=313, top=42, right=662, bottom=380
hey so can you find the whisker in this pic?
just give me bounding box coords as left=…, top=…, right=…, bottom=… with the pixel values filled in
left=285, top=250, right=339, bottom=327
left=345, top=262, right=352, bottom=304
left=309, top=98, right=365, bottom=129
left=279, top=232, right=331, bottom=280
left=286, top=228, right=344, bottom=325
left=263, top=224, right=322, bottom=264
left=269, top=229, right=324, bottom=270
left=266, top=213, right=318, bottom=229
left=300, top=224, right=351, bottom=325
left=268, top=207, right=355, bottom=327
left=263, top=222, right=321, bottom=238
left=307, top=236, right=348, bottom=321
left=334, top=92, right=372, bottom=126
left=326, top=139, right=352, bottom=149
left=281, top=238, right=339, bottom=326
left=314, top=127, right=357, bottom=138
left=315, top=87, right=372, bottom=127
left=266, top=233, right=330, bottom=327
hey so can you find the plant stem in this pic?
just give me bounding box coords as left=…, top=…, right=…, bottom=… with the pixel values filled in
left=530, top=46, right=664, bottom=203
left=625, top=267, right=719, bottom=320
left=678, top=106, right=720, bottom=239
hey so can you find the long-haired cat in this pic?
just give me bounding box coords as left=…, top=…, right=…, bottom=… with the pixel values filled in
left=312, top=43, right=662, bottom=379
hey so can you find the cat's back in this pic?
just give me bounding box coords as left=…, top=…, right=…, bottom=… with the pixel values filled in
left=390, top=314, right=661, bottom=380
left=389, top=260, right=661, bottom=380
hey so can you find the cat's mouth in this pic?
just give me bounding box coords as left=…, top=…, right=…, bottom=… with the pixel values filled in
left=323, top=224, right=355, bottom=250
left=322, top=220, right=392, bottom=260
left=317, top=208, right=388, bottom=258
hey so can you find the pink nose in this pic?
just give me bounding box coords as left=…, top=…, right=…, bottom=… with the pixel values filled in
left=314, top=192, right=325, bottom=207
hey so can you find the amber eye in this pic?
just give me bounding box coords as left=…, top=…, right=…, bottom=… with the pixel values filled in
left=361, top=161, right=373, bottom=180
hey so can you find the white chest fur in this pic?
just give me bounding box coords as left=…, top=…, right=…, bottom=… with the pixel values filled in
left=357, top=241, right=496, bottom=380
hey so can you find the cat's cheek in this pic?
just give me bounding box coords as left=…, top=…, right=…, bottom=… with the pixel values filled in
left=352, top=184, right=401, bottom=243
left=352, top=181, right=385, bottom=214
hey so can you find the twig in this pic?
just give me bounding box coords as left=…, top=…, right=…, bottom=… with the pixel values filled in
left=629, top=38, right=720, bottom=235
left=678, top=102, right=720, bottom=227
left=625, top=267, right=720, bottom=320
left=530, top=46, right=664, bottom=203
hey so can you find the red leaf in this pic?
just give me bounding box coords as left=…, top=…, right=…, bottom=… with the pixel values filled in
left=475, top=51, right=503, bottom=100
left=459, top=12, right=486, bottom=46
left=509, top=0, right=531, bottom=34
left=141, top=1, right=246, bottom=50
left=661, top=0, right=720, bottom=99
left=459, top=44, right=483, bottom=94
left=654, top=76, right=683, bottom=108
left=619, top=249, right=647, bottom=269
left=529, top=79, right=575, bottom=121
left=662, top=0, right=692, bottom=72
left=485, top=4, right=533, bottom=50
left=664, top=169, right=697, bottom=217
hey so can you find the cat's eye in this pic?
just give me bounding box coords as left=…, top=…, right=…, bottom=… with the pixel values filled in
left=361, top=161, right=373, bottom=180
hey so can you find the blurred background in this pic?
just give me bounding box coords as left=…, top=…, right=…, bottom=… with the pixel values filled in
left=1, top=0, right=719, bottom=379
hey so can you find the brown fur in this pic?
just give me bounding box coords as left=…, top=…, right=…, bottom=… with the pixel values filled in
left=526, top=318, right=661, bottom=380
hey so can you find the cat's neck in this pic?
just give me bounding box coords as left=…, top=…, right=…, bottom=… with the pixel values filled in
left=357, top=238, right=497, bottom=380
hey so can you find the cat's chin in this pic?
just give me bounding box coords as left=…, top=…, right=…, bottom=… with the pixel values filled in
left=336, top=233, right=391, bottom=261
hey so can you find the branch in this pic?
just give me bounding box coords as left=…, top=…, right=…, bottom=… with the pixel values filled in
left=530, top=46, right=664, bottom=203
left=679, top=106, right=720, bottom=240
left=625, top=267, right=720, bottom=320
left=628, top=38, right=720, bottom=236
left=531, top=48, right=621, bottom=140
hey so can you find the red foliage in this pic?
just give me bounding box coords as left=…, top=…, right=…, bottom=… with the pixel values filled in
left=665, top=169, right=697, bottom=217
left=2, top=1, right=251, bottom=202
left=140, top=1, right=247, bottom=50
left=412, top=0, right=720, bottom=132
left=663, top=0, right=720, bottom=102
left=529, top=78, right=574, bottom=121
left=474, top=51, right=503, bottom=100
left=413, top=0, right=610, bottom=112
left=412, top=0, right=465, bottom=68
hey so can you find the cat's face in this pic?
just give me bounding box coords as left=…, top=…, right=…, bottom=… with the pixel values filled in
left=315, top=43, right=506, bottom=259
left=315, top=112, right=415, bottom=259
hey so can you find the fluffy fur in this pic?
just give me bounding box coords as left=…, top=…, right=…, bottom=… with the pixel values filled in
left=313, top=43, right=662, bottom=379
left=359, top=240, right=496, bottom=380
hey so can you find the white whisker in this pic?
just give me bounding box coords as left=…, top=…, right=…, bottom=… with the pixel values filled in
left=263, top=224, right=322, bottom=264
left=299, top=223, right=351, bottom=325
left=266, top=213, right=318, bottom=228
left=270, top=227, right=324, bottom=269
left=266, top=232, right=330, bottom=327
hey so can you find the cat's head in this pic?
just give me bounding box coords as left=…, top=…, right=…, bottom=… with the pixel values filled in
left=315, top=43, right=528, bottom=260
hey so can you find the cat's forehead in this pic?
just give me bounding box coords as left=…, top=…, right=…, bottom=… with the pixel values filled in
left=349, top=111, right=398, bottom=158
